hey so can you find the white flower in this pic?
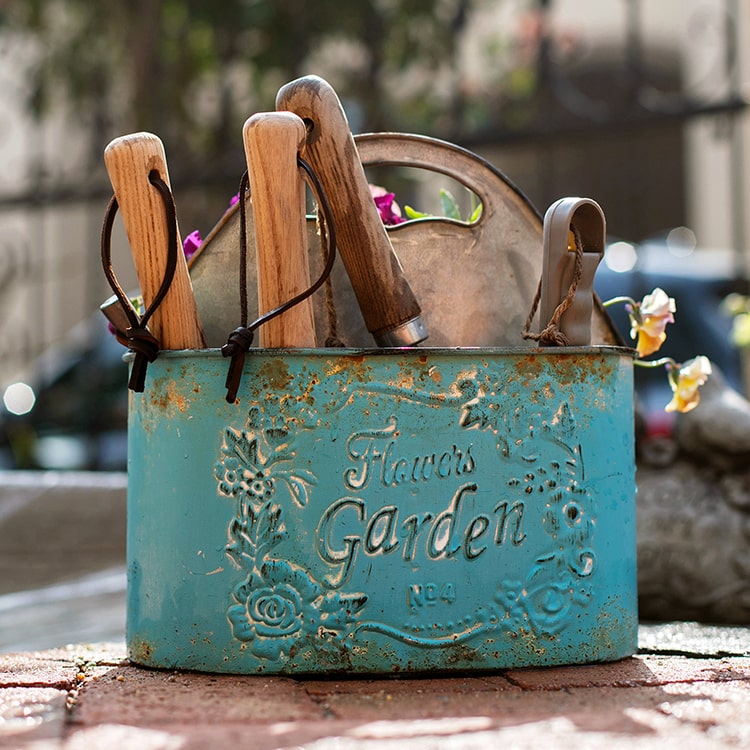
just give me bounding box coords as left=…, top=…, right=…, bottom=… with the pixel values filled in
left=630, top=288, right=676, bottom=357
left=665, top=356, right=712, bottom=413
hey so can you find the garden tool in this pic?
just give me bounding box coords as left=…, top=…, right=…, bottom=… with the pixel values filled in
left=188, top=134, right=621, bottom=349
left=276, top=75, right=428, bottom=347
left=243, top=111, right=316, bottom=347
left=103, top=132, right=206, bottom=351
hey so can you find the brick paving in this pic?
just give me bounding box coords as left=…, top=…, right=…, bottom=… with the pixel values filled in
left=1, top=623, right=749, bottom=749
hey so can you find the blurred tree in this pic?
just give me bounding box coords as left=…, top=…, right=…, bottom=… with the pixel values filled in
left=0, top=0, right=482, bottom=173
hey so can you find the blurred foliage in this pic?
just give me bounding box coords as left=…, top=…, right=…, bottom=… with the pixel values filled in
left=0, top=0, right=515, bottom=168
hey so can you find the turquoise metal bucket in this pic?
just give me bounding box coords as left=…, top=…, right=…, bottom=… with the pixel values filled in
left=126, top=346, right=637, bottom=674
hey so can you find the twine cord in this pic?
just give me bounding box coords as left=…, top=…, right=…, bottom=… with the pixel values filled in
left=522, top=225, right=584, bottom=346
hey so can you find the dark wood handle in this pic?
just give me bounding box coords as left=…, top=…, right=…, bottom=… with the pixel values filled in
left=276, top=75, right=426, bottom=346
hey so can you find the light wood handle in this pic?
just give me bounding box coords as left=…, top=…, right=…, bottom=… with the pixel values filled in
left=276, top=75, right=427, bottom=346
left=103, top=132, right=206, bottom=350
left=243, top=112, right=316, bottom=347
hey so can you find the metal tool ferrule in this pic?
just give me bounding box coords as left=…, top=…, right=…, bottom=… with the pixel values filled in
left=374, top=316, right=429, bottom=347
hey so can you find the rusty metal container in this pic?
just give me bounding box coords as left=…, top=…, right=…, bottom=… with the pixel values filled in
left=126, top=345, right=636, bottom=674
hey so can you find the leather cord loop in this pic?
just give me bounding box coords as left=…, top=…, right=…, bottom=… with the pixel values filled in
left=101, top=171, right=179, bottom=392
left=222, top=155, right=337, bottom=403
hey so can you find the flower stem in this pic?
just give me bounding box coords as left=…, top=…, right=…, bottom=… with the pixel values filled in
left=602, top=296, right=637, bottom=309
left=633, top=357, right=677, bottom=369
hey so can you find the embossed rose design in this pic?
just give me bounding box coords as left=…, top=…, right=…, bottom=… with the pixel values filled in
left=228, top=561, right=323, bottom=660
left=235, top=582, right=302, bottom=637
left=522, top=579, right=582, bottom=634
left=217, top=411, right=367, bottom=663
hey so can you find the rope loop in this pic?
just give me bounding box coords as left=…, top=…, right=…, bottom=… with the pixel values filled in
left=521, top=225, right=584, bottom=347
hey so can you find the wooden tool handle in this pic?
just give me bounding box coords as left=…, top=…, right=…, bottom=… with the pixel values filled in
left=244, top=112, right=316, bottom=348
left=104, top=132, right=206, bottom=350
left=276, top=75, right=427, bottom=346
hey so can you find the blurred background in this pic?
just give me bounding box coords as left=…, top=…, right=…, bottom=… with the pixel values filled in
left=1, top=0, right=749, bottom=470
left=0, top=0, right=749, bottom=646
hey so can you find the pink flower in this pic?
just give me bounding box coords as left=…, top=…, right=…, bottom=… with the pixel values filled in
left=370, top=185, right=405, bottom=225
left=182, top=230, right=202, bottom=261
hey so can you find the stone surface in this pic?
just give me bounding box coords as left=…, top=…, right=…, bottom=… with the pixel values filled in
left=506, top=655, right=750, bottom=690
left=1, top=625, right=749, bottom=749
left=636, top=459, right=750, bottom=624
left=673, top=367, right=750, bottom=470
left=72, top=667, right=324, bottom=726
left=634, top=367, right=750, bottom=625
left=0, top=471, right=127, bottom=596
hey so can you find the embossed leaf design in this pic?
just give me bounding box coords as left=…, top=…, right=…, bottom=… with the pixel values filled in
left=459, top=400, right=493, bottom=430
left=254, top=502, right=286, bottom=562
left=546, top=402, right=577, bottom=448
left=247, top=406, right=263, bottom=430
left=225, top=428, right=260, bottom=474
left=320, top=593, right=368, bottom=630
left=264, top=427, right=292, bottom=451
left=227, top=500, right=286, bottom=570
left=226, top=517, right=257, bottom=568
left=276, top=469, right=317, bottom=508
left=260, top=559, right=322, bottom=604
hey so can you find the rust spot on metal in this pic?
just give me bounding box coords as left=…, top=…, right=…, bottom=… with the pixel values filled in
left=324, top=355, right=373, bottom=384
left=445, top=642, right=487, bottom=666
left=257, top=358, right=293, bottom=391
left=508, top=626, right=554, bottom=657
left=516, top=354, right=544, bottom=378
left=296, top=369, right=320, bottom=404
left=129, top=636, right=155, bottom=663
left=550, top=353, right=616, bottom=386
left=149, top=379, right=189, bottom=414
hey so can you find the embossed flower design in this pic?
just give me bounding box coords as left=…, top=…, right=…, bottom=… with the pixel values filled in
left=217, top=408, right=369, bottom=663
left=215, top=455, right=244, bottom=497
left=215, top=423, right=315, bottom=508
left=228, top=560, right=322, bottom=660
left=497, top=571, right=592, bottom=636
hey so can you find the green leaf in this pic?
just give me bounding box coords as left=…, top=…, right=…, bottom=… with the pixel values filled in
left=439, top=189, right=462, bottom=220
left=404, top=205, right=431, bottom=219
left=731, top=313, right=750, bottom=348
left=469, top=202, right=483, bottom=222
